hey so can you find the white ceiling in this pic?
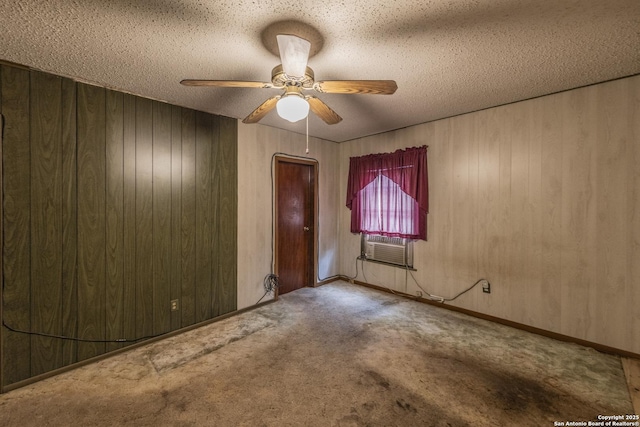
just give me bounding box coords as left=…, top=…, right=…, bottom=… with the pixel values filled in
left=1, top=0, right=639, bottom=143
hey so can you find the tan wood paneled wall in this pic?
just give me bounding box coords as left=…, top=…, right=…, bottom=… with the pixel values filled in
left=0, top=64, right=237, bottom=388
left=236, top=123, right=340, bottom=310
left=339, top=75, right=640, bottom=355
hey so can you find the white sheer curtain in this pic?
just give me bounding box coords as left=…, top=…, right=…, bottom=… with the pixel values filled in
left=357, top=174, right=418, bottom=237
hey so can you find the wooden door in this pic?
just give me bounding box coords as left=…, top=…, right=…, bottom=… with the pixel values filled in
left=275, top=158, right=316, bottom=295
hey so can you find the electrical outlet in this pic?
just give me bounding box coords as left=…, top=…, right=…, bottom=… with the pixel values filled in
left=416, top=291, right=423, bottom=298
left=170, top=299, right=179, bottom=311
left=482, top=280, right=491, bottom=294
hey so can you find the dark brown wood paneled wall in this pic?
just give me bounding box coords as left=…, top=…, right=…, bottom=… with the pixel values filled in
left=0, top=64, right=237, bottom=389
left=2, top=65, right=32, bottom=385
left=77, top=82, right=107, bottom=361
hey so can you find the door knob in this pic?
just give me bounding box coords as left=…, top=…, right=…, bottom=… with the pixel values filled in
left=303, top=226, right=310, bottom=231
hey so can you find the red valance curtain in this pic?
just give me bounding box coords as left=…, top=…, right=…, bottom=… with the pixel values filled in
left=346, top=146, right=428, bottom=240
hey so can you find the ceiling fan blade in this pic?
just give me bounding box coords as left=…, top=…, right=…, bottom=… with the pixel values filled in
left=242, top=96, right=280, bottom=124
left=181, top=79, right=273, bottom=89
left=307, top=96, right=342, bottom=125
left=276, top=34, right=311, bottom=78
left=313, top=80, right=398, bottom=95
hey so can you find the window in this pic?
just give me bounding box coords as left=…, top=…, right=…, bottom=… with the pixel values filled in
left=358, top=174, right=418, bottom=236
left=346, top=146, right=428, bottom=240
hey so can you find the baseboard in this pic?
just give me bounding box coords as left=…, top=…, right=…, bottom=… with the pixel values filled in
left=316, top=276, right=342, bottom=286
left=349, top=278, right=640, bottom=360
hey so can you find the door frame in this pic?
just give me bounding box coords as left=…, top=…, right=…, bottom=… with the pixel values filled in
left=273, top=155, right=318, bottom=298
left=0, top=114, right=4, bottom=392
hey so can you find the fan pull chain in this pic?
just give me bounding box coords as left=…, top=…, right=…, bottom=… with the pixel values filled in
left=306, top=114, right=310, bottom=154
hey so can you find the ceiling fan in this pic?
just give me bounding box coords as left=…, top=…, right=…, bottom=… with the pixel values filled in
left=180, top=34, right=398, bottom=125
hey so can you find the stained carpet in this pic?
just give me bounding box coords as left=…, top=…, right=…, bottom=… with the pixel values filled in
left=0, top=281, right=633, bottom=426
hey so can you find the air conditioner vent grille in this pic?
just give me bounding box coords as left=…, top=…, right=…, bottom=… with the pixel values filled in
left=372, top=243, right=405, bottom=265
left=361, top=234, right=413, bottom=268
left=366, top=235, right=405, bottom=245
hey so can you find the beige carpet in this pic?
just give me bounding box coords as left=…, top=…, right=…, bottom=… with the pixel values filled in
left=0, top=281, right=634, bottom=426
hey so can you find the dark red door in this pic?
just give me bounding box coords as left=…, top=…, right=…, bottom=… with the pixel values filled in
left=276, top=159, right=315, bottom=295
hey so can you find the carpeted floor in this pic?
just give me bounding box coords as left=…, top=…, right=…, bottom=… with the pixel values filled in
left=0, top=281, right=635, bottom=426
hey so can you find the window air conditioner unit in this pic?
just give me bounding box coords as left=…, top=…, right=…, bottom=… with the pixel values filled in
left=361, top=234, right=413, bottom=268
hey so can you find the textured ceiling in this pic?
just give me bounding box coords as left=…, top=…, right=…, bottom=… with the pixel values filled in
left=1, top=0, right=639, bottom=143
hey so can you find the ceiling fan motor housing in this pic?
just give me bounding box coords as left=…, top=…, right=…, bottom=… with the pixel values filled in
left=271, top=64, right=315, bottom=88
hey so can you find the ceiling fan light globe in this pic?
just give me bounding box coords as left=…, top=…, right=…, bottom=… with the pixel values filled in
left=276, top=95, right=309, bottom=123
